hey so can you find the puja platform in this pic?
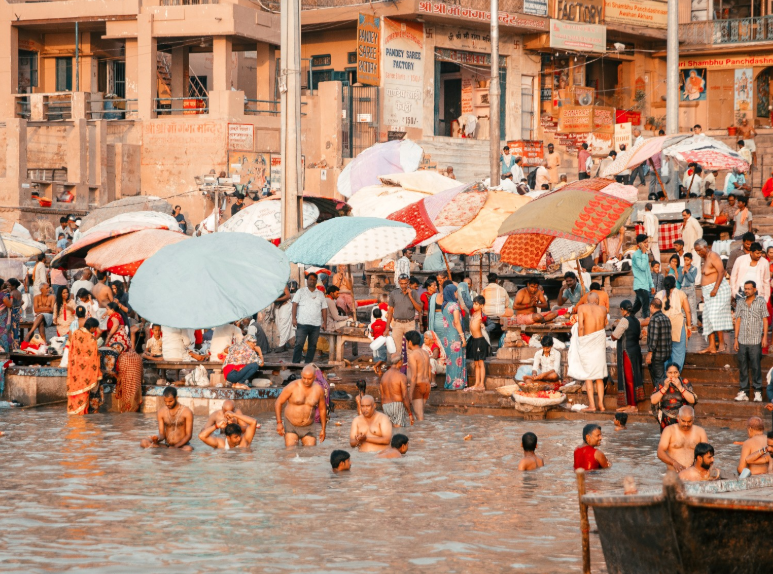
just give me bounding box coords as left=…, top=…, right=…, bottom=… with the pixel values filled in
left=3, top=366, right=66, bottom=406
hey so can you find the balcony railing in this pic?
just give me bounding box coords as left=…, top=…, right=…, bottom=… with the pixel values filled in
left=681, top=16, right=773, bottom=46
left=261, top=0, right=525, bottom=11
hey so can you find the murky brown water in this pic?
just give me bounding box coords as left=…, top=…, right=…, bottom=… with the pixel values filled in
left=0, top=410, right=743, bottom=573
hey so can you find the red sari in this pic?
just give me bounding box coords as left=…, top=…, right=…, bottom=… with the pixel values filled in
left=67, top=328, right=101, bottom=415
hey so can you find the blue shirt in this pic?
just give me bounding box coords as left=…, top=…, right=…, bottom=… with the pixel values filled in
left=678, top=265, right=698, bottom=289
left=725, top=172, right=745, bottom=194
left=57, top=239, right=68, bottom=250
left=632, top=250, right=654, bottom=291
left=562, top=284, right=583, bottom=305
left=500, top=154, right=516, bottom=176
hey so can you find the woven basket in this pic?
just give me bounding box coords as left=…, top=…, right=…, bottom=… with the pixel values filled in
left=511, top=393, right=566, bottom=407
left=495, top=384, right=520, bottom=397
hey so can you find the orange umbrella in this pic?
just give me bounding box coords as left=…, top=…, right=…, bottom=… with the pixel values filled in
left=85, top=228, right=188, bottom=276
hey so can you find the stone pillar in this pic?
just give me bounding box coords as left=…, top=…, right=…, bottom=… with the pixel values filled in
left=256, top=42, right=276, bottom=104
left=71, top=92, right=89, bottom=120
left=1, top=119, right=27, bottom=206
left=170, top=46, right=189, bottom=99
left=137, top=14, right=157, bottom=119
left=212, top=36, right=233, bottom=92
left=0, top=24, right=18, bottom=119
left=30, top=94, right=46, bottom=121
left=67, top=119, right=87, bottom=192
left=124, top=39, right=138, bottom=118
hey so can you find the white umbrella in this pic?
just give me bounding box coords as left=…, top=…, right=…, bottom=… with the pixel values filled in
left=219, top=199, right=319, bottom=240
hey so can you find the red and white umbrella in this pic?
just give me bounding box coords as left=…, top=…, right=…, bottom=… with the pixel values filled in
left=85, top=228, right=189, bottom=276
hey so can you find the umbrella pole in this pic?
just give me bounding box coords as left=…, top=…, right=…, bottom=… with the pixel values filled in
left=347, top=264, right=358, bottom=324
left=576, top=258, right=587, bottom=296
left=441, top=250, right=453, bottom=282
left=687, top=171, right=697, bottom=199
left=479, top=255, right=483, bottom=294
left=648, top=158, right=668, bottom=200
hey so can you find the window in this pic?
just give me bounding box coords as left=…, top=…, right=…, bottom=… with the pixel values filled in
left=521, top=75, right=535, bottom=140
left=113, top=61, right=126, bottom=98
left=347, top=51, right=357, bottom=65
left=311, top=69, right=333, bottom=91
left=56, top=57, right=72, bottom=92
left=18, top=50, right=38, bottom=91
left=311, top=54, right=331, bottom=67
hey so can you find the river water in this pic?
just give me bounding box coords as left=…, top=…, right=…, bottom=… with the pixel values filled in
left=0, top=410, right=743, bottom=573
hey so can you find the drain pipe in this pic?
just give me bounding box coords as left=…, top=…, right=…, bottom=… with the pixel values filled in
left=75, top=21, right=80, bottom=92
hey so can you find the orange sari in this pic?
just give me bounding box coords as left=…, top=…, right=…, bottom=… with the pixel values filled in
left=67, top=328, right=101, bottom=415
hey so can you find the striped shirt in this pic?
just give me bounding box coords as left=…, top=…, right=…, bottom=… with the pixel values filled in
left=736, top=296, right=769, bottom=346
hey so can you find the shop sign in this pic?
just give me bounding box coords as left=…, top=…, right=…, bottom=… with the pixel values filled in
left=571, top=86, right=595, bottom=106
left=438, top=26, right=493, bottom=52
left=383, top=18, right=424, bottom=130
left=605, top=0, right=667, bottom=29
left=417, top=1, right=548, bottom=30
left=524, top=0, right=549, bottom=16
left=553, top=0, right=604, bottom=25
left=559, top=132, right=587, bottom=153
left=558, top=105, right=592, bottom=133
left=435, top=48, right=506, bottom=68
left=357, top=14, right=381, bottom=86
left=615, top=109, right=641, bottom=125
left=593, top=106, right=615, bottom=134
left=540, top=112, right=558, bottom=133
left=227, top=123, right=254, bottom=151
left=679, top=54, right=773, bottom=70
left=461, top=79, right=474, bottom=114
left=549, top=19, right=606, bottom=53
left=614, top=122, right=632, bottom=153
left=270, top=156, right=282, bottom=191
left=506, top=140, right=545, bottom=166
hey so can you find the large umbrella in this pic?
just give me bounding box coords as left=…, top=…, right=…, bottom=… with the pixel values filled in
left=85, top=229, right=189, bottom=276
left=79, top=196, right=174, bottom=232
left=283, top=217, right=416, bottom=266
left=348, top=185, right=431, bottom=218
left=337, top=139, right=424, bottom=198
left=0, top=233, right=47, bottom=257
left=663, top=135, right=750, bottom=172
left=600, top=134, right=689, bottom=177
left=220, top=198, right=319, bottom=240
left=51, top=211, right=181, bottom=269
left=129, top=233, right=290, bottom=329
left=497, top=178, right=636, bottom=269
left=387, top=182, right=488, bottom=247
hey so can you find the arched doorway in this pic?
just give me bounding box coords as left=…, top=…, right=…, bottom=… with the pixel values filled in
left=755, top=67, right=773, bottom=128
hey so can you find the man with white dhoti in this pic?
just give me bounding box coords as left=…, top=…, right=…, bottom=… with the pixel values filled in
left=568, top=293, right=609, bottom=411
left=275, top=283, right=296, bottom=352
left=680, top=209, right=703, bottom=254
left=694, top=240, right=733, bottom=354
left=643, top=203, right=661, bottom=265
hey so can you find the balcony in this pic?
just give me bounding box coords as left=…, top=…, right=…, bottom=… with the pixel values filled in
left=681, top=16, right=773, bottom=47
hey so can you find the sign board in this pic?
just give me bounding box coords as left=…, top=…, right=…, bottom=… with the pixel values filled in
left=357, top=14, right=381, bottom=86
left=605, top=0, right=667, bottom=29
left=553, top=0, right=604, bottom=24
left=558, top=105, right=592, bottom=133
left=228, top=151, right=270, bottom=192
left=383, top=18, right=425, bottom=130
left=417, top=1, right=548, bottom=30
left=524, top=0, right=549, bottom=16
left=387, top=131, right=407, bottom=141
left=680, top=54, right=773, bottom=70
left=550, top=19, right=606, bottom=53
left=541, top=112, right=558, bottom=133
left=506, top=140, right=545, bottom=167
left=614, top=122, right=632, bottom=153
left=615, top=109, right=641, bottom=125
left=227, top=123, right=254, bottom=151
left=267, top=155, right=305, bottom=193
left=357, top=113, right=373, bottom=123
left=593, top=106, right=616, bottom=134
left=461, top=78, right=474, bottom=113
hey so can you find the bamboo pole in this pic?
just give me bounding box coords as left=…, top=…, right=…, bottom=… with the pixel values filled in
left=441, top=250, right=453, bottom=282
left=648, top=158, right=668, bottom=200
left=346, top=264, right=358, bottom=324
left=576, top=468, right=591, bottom=574
left=575, top=258, right=587, bottom=296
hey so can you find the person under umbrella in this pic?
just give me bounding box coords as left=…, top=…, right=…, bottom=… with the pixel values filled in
left=437, top=283, right=466, bottom=390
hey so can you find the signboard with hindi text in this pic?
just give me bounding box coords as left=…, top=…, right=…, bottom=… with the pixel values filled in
left=558, top=105, right=592, bottom=133
left=227, top=123, right=254, bottom=151
left=383, top=18, right=424, bottom=130
left=357, top=14, right=381, bottom=86
left=605, top=0, right=667, bottom=29
left=593, top=106, right=615, bottom=134
left=549, top=19, right=606, bottom=53
left=506, top=140, right=545, bottom=167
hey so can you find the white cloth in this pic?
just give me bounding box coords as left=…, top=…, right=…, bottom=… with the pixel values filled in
left=394, top=256, right=411, bottom=284
left=210, top=324, right=243, bottom=359
left=32, top=262, right=47, bottom=296
left=681, top=216, right=703, bottom=254
left=535, top=166, right=550, bottom=190
left=276, top=301, right=295, bottom=346
left=730, top=254, right=771, bottom=301
left=161, top=326, right=194, bottom=360
left=70, top=280, right=93, bottom=297
left=703, top=172, right=716, bottom=192
left=483, top=283, right=508, bottom=317
left=567, top=323, right=609, bottom=381
left=685, top=175, right=702, bottom=196
left=533, top=348, right=561, bottom=376
left=643, top=211, right=659, bottom=240
left=292, top=287, right=326, bottom=327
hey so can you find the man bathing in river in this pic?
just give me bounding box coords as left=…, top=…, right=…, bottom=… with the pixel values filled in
left=679, top=442, right=721, bottom=482
left=330, top=450, right=351, bottom=472
left=737, top=417, right=771, bottom=476
left=405, top=330, right=431, bottom=420
left=573, top=424, right=610, bottom=470
left=140, top=386, right=194, bottom=450
left=657, top=405, right=708, bottom=473
left=350, top=395, right=393, bottom=452
left=518, top=432, right=544, bottom=471
left=512, top=278, right=559, bottom=325
left=274, top=364, right=327, bottom=447
left=203, top=399, right=254, bottom=433
left=465, top=296, right=490, bottom=392
left=199, top=411, right=258, bottom=450
left=380, top=355, right=414, bottom=428
left=377, top=434, right=410, bottom=459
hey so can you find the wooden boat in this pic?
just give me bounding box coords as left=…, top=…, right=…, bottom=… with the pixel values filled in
left=581, top=472, right=773, bottom=574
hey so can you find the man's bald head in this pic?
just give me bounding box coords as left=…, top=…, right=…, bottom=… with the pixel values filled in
left=300, top=365, right=316, bottom=386
left=222, top=399, right=235, bottom=413
left=678, top=405, right=694, bottom=418
left=588, top=292, right=599, bottom=304
left=361, top=394, right=375, bottom=406
left=748, top=416, right=765, bottom=432
left=359, top=394, right=376, bottom=416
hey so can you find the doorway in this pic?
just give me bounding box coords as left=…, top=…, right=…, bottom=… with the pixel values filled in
left=443, top=78, right=462, bottom=136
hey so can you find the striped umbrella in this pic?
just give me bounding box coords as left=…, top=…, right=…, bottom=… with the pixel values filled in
left=85, top=229, right=189, bottom=276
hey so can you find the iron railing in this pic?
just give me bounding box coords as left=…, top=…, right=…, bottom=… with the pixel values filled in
left=681, top=16, right=773, bottom=46
left=244, top=99, right=280, bottom=115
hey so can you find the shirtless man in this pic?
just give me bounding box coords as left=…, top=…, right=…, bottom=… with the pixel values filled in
left=694, top=239, right=731, bottom=354
left=513, top=278, right=558, bottom=325
left=738, top=118, right=757, bottom=165
left=405, top=330, right=431, bottom=420
left=377, top=433, right=410, bottom=459
left=274, top=364, right=327, bottom=447
left=679, top=442, right=721, bottom=482
left=576, top=292, right=609, bottom=412
left=465, top=296, right=490, bottom=392
left=140, top=386, right=194, bottom=450
left=737, top=417, right=770, bottom=476
left=203, top=399, right=255, bottom=433
left=657, top=405, right=708, bottom=472
left=350, top=395, right=393, bottom=453
left=380, top=355, right=414, bottom=428
left=198, top=411, right=258, bottom=450
left=91, top=271, right=114, bottom=309
left=26, top=283, right=55, bottom=342
left=517, top=432, right=544, bottom=471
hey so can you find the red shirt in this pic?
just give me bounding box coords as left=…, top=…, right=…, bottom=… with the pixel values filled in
left=763, top=177, right=773, bottom=199
left=378, top=302, right=388, bottom=312
left=370, top=319, right=387, bottom=339
left=573, top=445, right=601, bottom=470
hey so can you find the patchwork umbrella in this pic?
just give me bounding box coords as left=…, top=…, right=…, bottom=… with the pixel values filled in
left=85, top=229, right=188, bottom=276
left=219, top=198, right=319, bottom=240
left=387, top=182, right=488, bottom=247
left=283, top=217, right=416, bottom=266
left=663, top=135, right=750, bottom=172
left=337, top=139, right=424, bottom=198
left=497, top=178, right=636, bottom=270
left=129, top=232, right=290, bottom=329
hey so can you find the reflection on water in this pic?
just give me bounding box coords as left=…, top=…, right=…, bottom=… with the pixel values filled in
left=0, top=410, right=743, bottom=573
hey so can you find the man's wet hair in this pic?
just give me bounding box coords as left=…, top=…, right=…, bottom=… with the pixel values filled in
left=590, top=282, right=601, bottom=291
left=391, top=434, right=409, bottom=449
left=83, top=318, right=99, bottom=330
left=694, top=442, right=714, bottom=460
left=404, top=330, right=422, bottom=346
left=582, top=424, right=600, bottom=444
left=525, top=277, right=540, bottom=286
left=224, top=423, right=242, bottom=437
left=355, top=379, right=367, bottom=394
left=163, top=386, right=178, bottom=398
left=96, top=271, right=108, bottom=281
left=330, top=449, right=350, bottom=469
left=615, top=413, right=628, bottom=426
left=373, top=307, right=382, bottom=318
left=522, top=432, right=538, bottom=452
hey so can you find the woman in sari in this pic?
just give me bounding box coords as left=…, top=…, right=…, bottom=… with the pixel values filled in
left=100, top=301, right=130, bottom=379
left=611, top=300, right=644, bottom=413
left=0, top=278, right=23, bottom=352
left=655, top=275, right=692, bottom=371
left=67, top=318, right=101, bottom=415
left=423, top=330, right=446, bottom=379
left=52, top=286, right=75, bottom=338
left=420, top=279, right=438, bottom=331
left=437, top=283, right=467, bottom=390
left=115, top=325, right=143, bottom=413
left=456, top=280, right=473, bottom=333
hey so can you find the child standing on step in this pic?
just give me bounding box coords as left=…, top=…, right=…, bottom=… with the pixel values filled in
left=464, top=296, right=490, bottom=392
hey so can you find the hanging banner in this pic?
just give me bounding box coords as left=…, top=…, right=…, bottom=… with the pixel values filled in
left=357, top=14, right=381, bottom=86
left=614, top=122, right=632, bottom=153
left=734, top=68, right=753, bottom=118
left=549, top=19, right=606, bottom=53
left=524, top=0, right=549, bottom=16
left=593, top=106, right=615, bottom=134
left=383, top=18, right=424, bottom=129
left=680, top=54, right=773, bottom=70
left=558, top=105, right=592, bottom=133
left=506, top=140, right=545, bottom=167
